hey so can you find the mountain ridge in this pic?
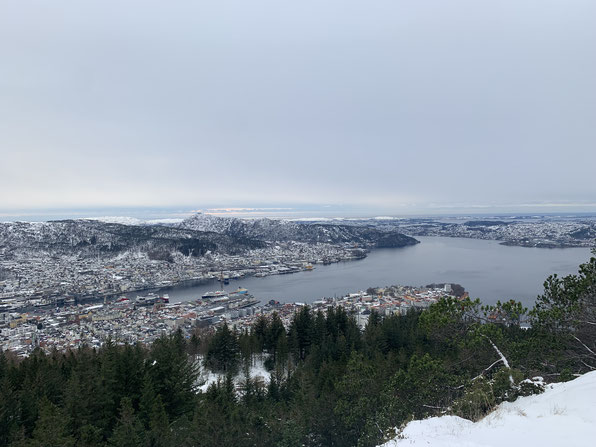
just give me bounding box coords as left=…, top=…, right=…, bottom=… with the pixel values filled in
left=0, top=219, right=265, bottom=259
left=178, top=213, right=419, bottom=248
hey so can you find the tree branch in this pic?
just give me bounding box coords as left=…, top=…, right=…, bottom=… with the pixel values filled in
left=573, top=335, right=596, bottom=357
left=580, top=360, right=596, bottom=370
left=482, top=335, right=514, bottom=385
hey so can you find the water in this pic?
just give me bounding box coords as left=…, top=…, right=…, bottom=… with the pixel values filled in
left=152, top=237, right=592, bottom=308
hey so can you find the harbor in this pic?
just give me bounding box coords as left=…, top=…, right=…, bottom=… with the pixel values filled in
left=147, top=237, right=591, bottom=308
left=0, top=282, right=460, bottom=358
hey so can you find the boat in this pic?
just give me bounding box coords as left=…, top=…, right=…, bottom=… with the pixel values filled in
left=201, top=291, right=228, bottom=299
left=231, top=287, right=248, bottom=295
left=136, top=293, right=159, bottom=306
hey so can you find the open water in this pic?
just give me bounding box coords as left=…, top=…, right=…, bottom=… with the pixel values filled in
left=144, top=237, right=592, bottom=308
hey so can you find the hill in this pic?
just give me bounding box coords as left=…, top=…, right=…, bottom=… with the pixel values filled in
left=0, top=219, right=265, bottom=259
left=178, top=213, right=419, bottom=248
left=380, top=371, right=596, bottom=447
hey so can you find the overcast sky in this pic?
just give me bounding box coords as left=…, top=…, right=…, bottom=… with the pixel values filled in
left=1, top=0, right=595, bottom=216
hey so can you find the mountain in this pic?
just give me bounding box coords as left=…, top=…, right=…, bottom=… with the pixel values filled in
left=0, top=214, right=419, bottom=262
left=0, top=219, right=265, bottom=259
left=178, top=213, right=419, bottom=248
left=380, top=371, right=596, bottom=447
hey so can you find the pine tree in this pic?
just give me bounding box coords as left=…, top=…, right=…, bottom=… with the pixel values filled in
left=29, top=397, right=75, bottom=447
left=138, top=372, right=156, bottom=428
left=0, top=375, right=19, bottom=446
left=205, top=323, right=240, bottom=374
left=108, top=397, right=145, bottom=447
left=77, top=424, right=104, bottom=447
left=147, top=395, right=171, bottom=447
left=266, top=312, right=286, bottom=364
left=148, top=332, right=198, bottom=418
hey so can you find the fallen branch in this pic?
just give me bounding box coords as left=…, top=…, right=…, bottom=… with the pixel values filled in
left=482, top=335, right=515, bottom=385
left=472, top=358, right=503, bottom=381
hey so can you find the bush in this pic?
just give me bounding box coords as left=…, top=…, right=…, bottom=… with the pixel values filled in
left=452, top=377, right=495, bottom=421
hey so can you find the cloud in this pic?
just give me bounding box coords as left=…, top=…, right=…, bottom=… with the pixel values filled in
left=0, top=0, right=595, bottom=214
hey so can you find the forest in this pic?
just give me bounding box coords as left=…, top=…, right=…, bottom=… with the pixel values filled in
left=1, top=253, right=594, bottom=447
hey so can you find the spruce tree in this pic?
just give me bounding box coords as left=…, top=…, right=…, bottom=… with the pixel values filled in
left=147, top=395, right=171, bottom=447
left=108, top=397, right=145, bottom=447
left=29, top=397, right=75, bottom=447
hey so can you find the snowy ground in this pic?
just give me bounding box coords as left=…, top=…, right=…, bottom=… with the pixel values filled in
left=380, top=371, right=596, bottom=447
left=197, top=358, right=271, bottom=393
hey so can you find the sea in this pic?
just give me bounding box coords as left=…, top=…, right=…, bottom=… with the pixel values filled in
left=136, top=236, right=593, bottom=309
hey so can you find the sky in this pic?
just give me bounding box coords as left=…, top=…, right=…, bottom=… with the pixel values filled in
left=1, top=0, right=595, bottom=218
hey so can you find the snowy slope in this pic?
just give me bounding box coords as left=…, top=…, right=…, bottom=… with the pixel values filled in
left=179, top=213, right=419, bottom=248
left=380, top=371, right=596, bottom=447
left=0, top=219, right=264, bottom=258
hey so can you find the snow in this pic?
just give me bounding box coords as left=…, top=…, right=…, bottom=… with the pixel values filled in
left=84, top=216, right=144, bottom=225
left=197, top=358, right=271, bottom=393
left=290, top=217, right=337, bottom=222
left=145, top=218, right=183, bottom=225
left=380, top=371, right=596, bottom=447
left=84, top=216, right=182, bottom=225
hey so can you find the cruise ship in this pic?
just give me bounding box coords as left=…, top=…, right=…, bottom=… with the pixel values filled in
left=201, top=290, right=228, bottom=299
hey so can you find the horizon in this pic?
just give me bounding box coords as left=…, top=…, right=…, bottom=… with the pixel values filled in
left=2, top=205, right=596, bottom=223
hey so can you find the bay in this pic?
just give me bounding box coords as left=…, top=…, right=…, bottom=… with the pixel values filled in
left=148, top=237, right=592, bottom=308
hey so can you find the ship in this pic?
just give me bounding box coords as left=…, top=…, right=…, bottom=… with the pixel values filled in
left=136, top=293, right=169, bottom=306
left=115, top=296, right=130, bottom=306
left=229, top=287, right=248, bottom=296
left=201, top=290, right=228, bottom=299
left=135, top=294, right=159, bottom=306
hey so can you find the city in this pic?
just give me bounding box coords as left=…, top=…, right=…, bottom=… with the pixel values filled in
left=1, top=282, right=459, bottom=357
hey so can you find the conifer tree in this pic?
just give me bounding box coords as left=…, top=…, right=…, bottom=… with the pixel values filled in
left=148, top=332, right=198, bottom=418
left=205, top=322, right=240, bottom=374
left=29, top=397, right=75, bottom=447
left=147, top=395, right=171, bottom=447
left=138, top=372, right=156, bottom=428
left=108, top=397, right=145, bottom=447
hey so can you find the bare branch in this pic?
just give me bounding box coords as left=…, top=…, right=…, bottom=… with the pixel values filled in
left=572, top=335, right=596, bottom=357
left=472, top=358, right=503, bottom=382
left=482, top=335, right=514, bottom=385
left=580, top=360, right=596, bottom=370
left=422, top=404, right=444, bottom=410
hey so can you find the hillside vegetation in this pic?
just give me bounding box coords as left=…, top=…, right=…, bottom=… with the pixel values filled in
left=381, top=370, right=596, bottom=447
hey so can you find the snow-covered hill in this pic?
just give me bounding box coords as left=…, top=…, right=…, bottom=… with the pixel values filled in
left=0, top=219, right=264, bottom=259
left=380, top=371, right=596, bottom=447
left=179, top=213, right=419, bottom=248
